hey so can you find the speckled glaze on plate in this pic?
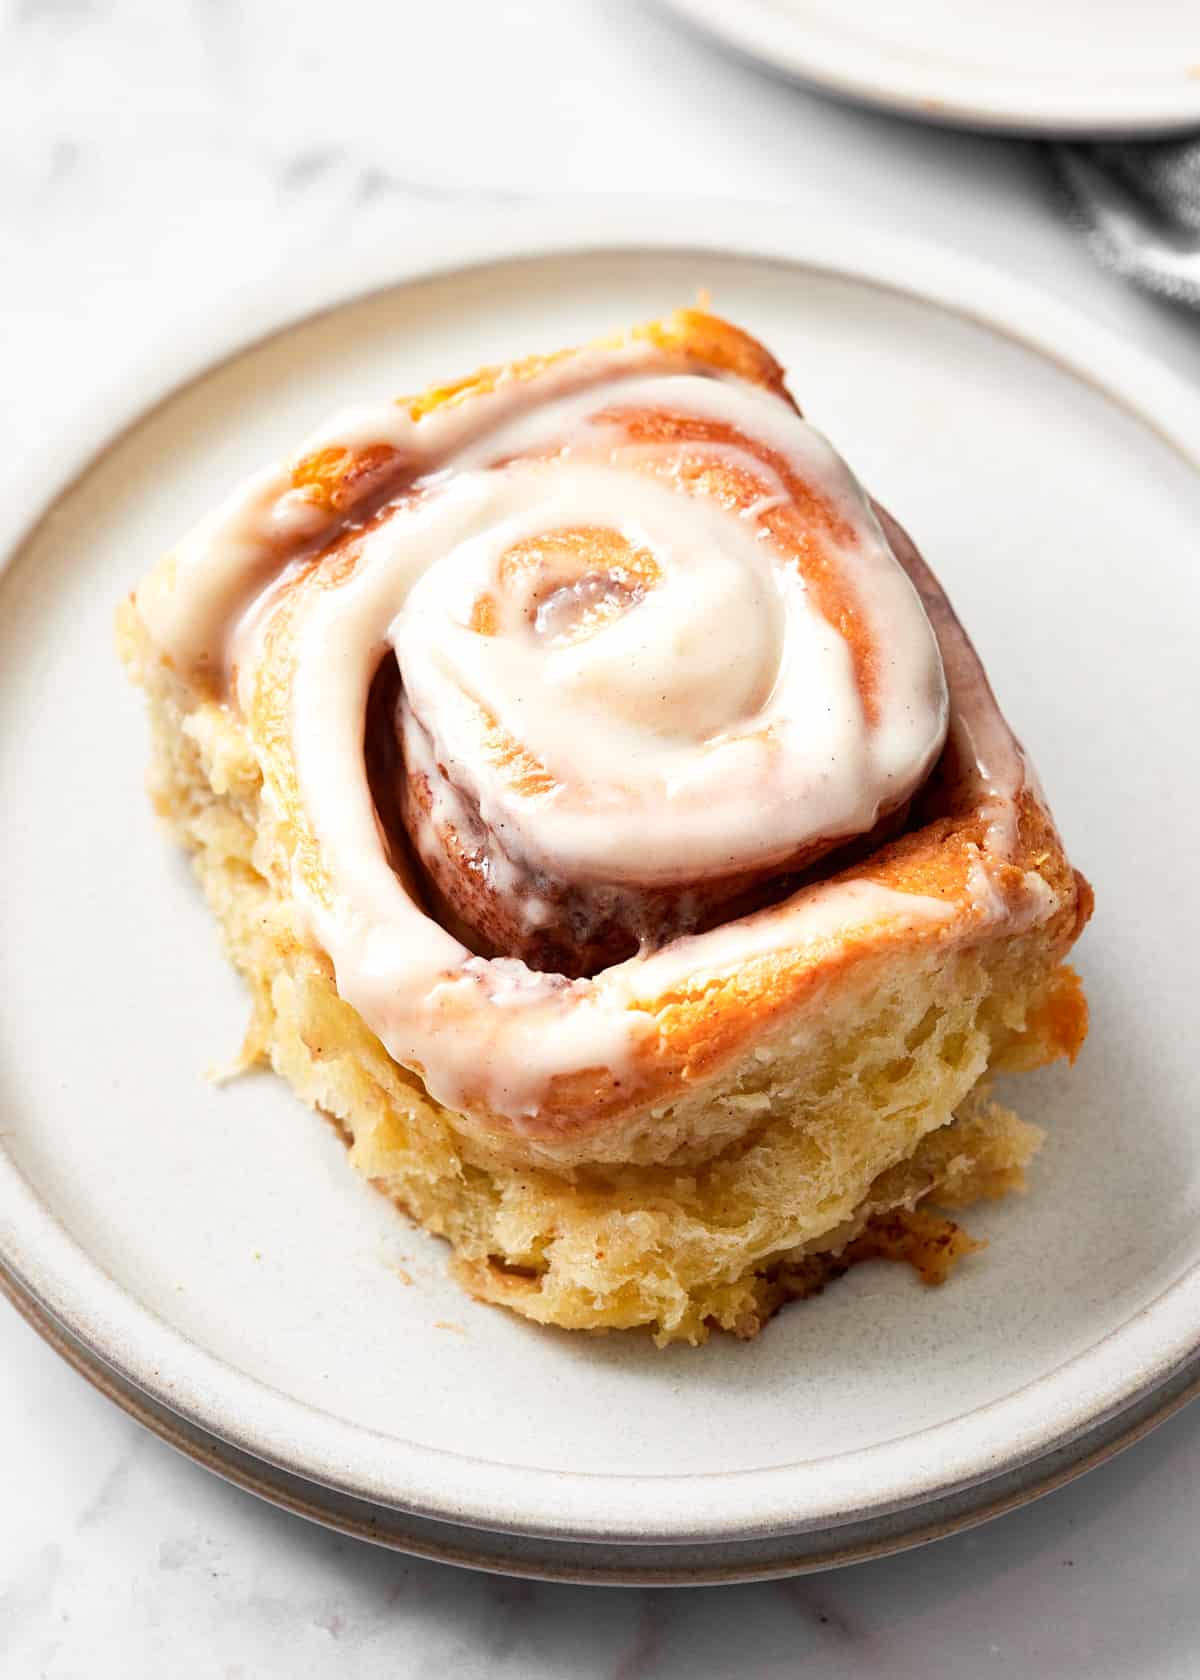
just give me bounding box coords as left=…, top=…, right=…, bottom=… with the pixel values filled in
left=1, top=208, right=1199, bottom=1559
left=662, top=0, right=1200, bottom=136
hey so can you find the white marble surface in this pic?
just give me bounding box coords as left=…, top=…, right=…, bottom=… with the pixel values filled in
left=3, top=1, right=1200, bottom=1673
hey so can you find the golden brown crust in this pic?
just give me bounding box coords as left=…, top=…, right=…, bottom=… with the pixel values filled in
left=120, top=310, right=1092, bottom=1340
left=289, top=309, right=790, bottom=516
left=218, top=311, right=1092, bottom=1150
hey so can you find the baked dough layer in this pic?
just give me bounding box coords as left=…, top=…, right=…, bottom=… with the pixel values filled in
left=119, top=311, right=1091, bottom=1344
left=119, top=624, right=1084, bottom=1344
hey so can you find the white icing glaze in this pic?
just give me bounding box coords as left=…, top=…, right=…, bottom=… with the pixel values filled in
left=391, top=374, right=948, bottom=886
left=308, top=874, right=956, bottom=1126
left=138, top=343, right=682, bottom=684
left=139, top=335, right=1049, bottom=1127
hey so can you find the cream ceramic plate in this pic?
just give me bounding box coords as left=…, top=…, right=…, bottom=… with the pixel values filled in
left=663, top=0, right=1200, bottom=135
left=2, top=208, right=1200, bottom=1558
left=5, top=1269, right=1199, bottom=1585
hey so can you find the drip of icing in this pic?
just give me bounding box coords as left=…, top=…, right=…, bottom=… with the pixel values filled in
left=311, top=876, right=957, bottom=1125
left=141, top=340, right=1047, bottom=1127
left=139, top=344, right=692, bottom=686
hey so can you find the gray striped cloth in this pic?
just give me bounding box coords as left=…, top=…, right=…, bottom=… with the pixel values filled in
left=1050, top=137, right=1200, bottom=309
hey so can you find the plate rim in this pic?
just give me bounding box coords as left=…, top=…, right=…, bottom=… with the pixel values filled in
left=3, top=203, right=1200, bottom=1545
left=6, top=1263, right=1199, bottom=1585
left=660, top=0, right=1200, bottom=136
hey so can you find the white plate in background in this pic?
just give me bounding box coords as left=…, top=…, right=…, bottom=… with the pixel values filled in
left=663, top=0, right=1200, bottom=135
left=1, top=207, right=1199, bottom=1557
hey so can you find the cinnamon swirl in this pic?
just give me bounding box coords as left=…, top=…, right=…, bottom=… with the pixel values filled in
left=118, top=310, right=1091, bottom=1344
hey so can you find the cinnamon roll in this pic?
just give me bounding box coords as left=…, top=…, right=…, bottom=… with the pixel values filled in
left=118, top=310, right=1091, bottom=1344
